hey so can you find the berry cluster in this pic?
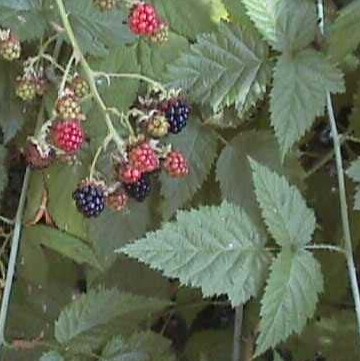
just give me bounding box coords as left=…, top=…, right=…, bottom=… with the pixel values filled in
left=0, top=30, right=21, bottom=61
left=129, top=2, right=169, bottom=43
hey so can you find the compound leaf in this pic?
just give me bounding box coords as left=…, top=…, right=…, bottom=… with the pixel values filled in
left=121, top=202, right=270, bottom=306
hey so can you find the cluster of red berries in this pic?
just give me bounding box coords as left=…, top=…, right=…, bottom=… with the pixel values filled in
left=0, top=30, right=21, bottom=61
left=129, top=2, right=169, bottom=43
left=73, top=90, right=192, bottom=218
left=25, top=76, right=90, bottom=169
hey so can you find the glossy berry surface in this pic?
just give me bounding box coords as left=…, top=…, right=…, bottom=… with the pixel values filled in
left=129, top=3, right=161, bottom=36
left=129, top=142, right=160, bottom=173
left=119, top=164, right=143, bottom=184
left=73, top=182, right=105, bottom=218
left=0, top=35, right=21, bottom=61
left=56, top=93, right=84, bottom=121
left=52, top=121, right=85, bottom=154
left=124, top=174, right=151, bottom=202
left=16, top=78, right=37, bottom=101
left=163, top=99, right=191, bottom=134
left=107, top=192, right=128, bottom=212
left=164, top=151, right=189, bottom=178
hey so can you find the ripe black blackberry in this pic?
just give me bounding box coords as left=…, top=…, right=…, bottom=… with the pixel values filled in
left=124, top=174, right=151, bottom=202
left=163, top=99, right=191, bottom=134
left=73, top=182, right=105, bottom=218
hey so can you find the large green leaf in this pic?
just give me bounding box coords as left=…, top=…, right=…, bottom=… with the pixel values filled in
left=222, top=0, right=257, bottom=31
left=151, top=0, right=217, bottom=39
left=270, top=49, right=344, bottom=157
left=167, top=22, right=271, bottom=116
left=160, top=118, right=218, bottom=219
left=25, top=225, right=102, bottom=270
left=250, top=160, right=316, bottom=247
left=241, top=0, right=317, bottom=52
left=256, top=248, right=324, bottom=356
left=328, top=0, right=360, bottom=61
left=55, top=288, right=169, bottom=345
left=121, top=202, right=270, bottom=306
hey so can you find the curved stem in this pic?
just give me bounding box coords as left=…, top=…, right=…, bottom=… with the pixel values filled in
left=89, top=135, right=112, bottom=181
left=40, top=54, right=66, bottom=73
left=58, top=51, right=75, bottom=95
left=94, top=71, right=167, bottom=93
left=54, top=0, right=130, bottom=152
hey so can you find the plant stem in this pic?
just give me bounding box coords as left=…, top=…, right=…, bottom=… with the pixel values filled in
left=54, top=0, right=128, bottom=152
left=305, top=244, right=346, bottom=255
left=58, top=51, right=75, bottom=95
left=233, top=305, right=243, bottom=361
left=0, top=216, right=14, bottom=226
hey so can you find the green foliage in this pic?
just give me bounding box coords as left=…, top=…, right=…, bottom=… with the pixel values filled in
left=25, top=225, right=102, bottom=270
left=241, top=0, right=317, bottom=52
left=221, top=0, right=257, bottom=31
left=39, top=351, right=64, bottom=361
left=250, top=160, right=316, bottom=247
left=270, top=49, right=344, bottom=156
left=55, top=288, right=169, bottom=345
left=121, top=202, right=270, bottom=306
left=167, top=22, right=271, bottom=116
left=255, top=248, right=324, bottom=356
left=160, top=118, right=218, bottom=218
left=347, top=158, right=360, bottom=210
left=0, top=144, right=8, bottom=202
left=273, top=351, right=284, bottom=361
left=328, top=0, right=360, bottom=62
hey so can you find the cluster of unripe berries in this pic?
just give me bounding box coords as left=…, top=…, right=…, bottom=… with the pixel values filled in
left=73, top=90, right=192, bottom=218
left=25, top=76, right=90, bottom=170
left=0, top=30, right=21, bottom=62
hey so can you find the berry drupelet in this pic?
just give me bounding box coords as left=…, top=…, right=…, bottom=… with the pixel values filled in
left=162, top=98, right=191, bottom=134
left=0, top=34, right=21, bottom=61
left=73, top=182, right=106, bottom=218
left=129, top=142, right=160, bottom=173
left=107, top=191, right=128, bottom=212
left=164, top=151, right=189, bottom=178
left=56, top=92, right=85, bottom=121
left=70, top=76, right=90, bottom=98
left=16, top=77, right=37, bottom=102
left=129, top=2, right=162, bottom=37
left=124, top=174, right=151, bottom=202
left=119, top=163, right=143, bottom=184
left=51, top=120, right=85, bottom=154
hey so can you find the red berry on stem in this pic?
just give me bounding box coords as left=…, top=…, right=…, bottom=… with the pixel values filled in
left=129, top=142, right=160, bottom=173
left=119, top=164, right=143, bottom=184
left=129, top=2, right=162, bottom=36
left=52, top=121, right=85, bottom=154
left=107, top=192, right=128, bottom=212
left=164, top=151, right=189, bottom=178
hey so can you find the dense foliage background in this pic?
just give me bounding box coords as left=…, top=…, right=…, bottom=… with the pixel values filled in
left=0, top=0, right=359, bottom=360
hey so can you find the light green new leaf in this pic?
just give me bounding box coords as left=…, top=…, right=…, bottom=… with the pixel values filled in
left=55, top=288, right=169, bottom=344
left=271, top=49, right=344, bottom=157
left=255, top=248, right=324, bottom=356
left=0, top=145, right=8, bottom=203
left=241, top=0, right=317, bottom=52
left=39, top=351, right=64, bottom=361
left=250, top=160, right=316, bottom=247
left=121, top=202, right=270, bottom=306
left=328, top=0, right=360, bottom=61
left=160, top=118, right=218, bottom=219
left=167, top=22, right=271, bottom=116
left=25, top=225, right=102, bottom=271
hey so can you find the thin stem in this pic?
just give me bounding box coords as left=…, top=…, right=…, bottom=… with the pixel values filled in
left=305, top=244, right=346, bottom=255
left=345, top=135, right=360, bottom=145
left=58, top=51, right=75, bottom=95
left=54, top=0, right=128, bottom=152
left=0, top=217, right=14, bottom=226
left=40, top=54, right=66, bottom=73
left=89, top=135, right=112, bottom=181
left=233, top=305, right=243, bottom=361
left=94, top=71, right=166, bottom=93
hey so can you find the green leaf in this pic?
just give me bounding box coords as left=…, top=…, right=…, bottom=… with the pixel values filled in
left=121, top=202, right=270, bottom=306
left=160, top=118, right=218, bottom=219
left=25, top=225, right=102, bottom=270
left=250, top=160, right=316, bottom=247
left=55, top=288, right=169, bottom=344
left=222, top=0, right=257, bottom=31
left=54, top=0, right=134, bottom=56
left=138, top=33, right=189, bottom=83
left=216, top=130, right=303, bottom=220
left=0, top=0, right=34, bottom=10
left=241, top=0, right=317, bottom=52
left=0, top=145, right=8, bottom=202
left=39, top=351, right=64, bottom=361
left=273, top=351, right=284, bottom=361
left=256, top=248, right=324, bottom=356
left=270, top=49, right=344, bottom=157
left=152, top=0, right=217, bottom=39
left=347, top=158, right=360, bottom=182
left=328, top=0, right=360, bottom=61
left=167, top=22, right=271, bottom=116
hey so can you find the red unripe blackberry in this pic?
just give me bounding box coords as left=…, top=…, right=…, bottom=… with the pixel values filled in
left=164, top=151, right=189, bottom=178
left=129, top=142, right=160, bottom=173
left=107, top=192, right=128, bottom=212
left=0, top=34, right=21, bottom=61
left=73, top=181, right=105, bottom=218
left=119, top=164, right=143, bottom=184
left=52, top=121, right=85, bottom=154
left=56, top=93, right=85, bottom=121
left=124, top=174, right=151, bottom=202
left=129, top=2, right=161, bottom=36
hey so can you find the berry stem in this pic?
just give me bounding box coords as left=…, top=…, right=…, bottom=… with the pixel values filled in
left=54, top=0, right=129, bottom=153
left=93, top=71, right=167, bottom=94
left=58, top=51, right=75, bottom=96
left=40, top=54, right=66, bottom=73
left=89, top=134, right=112, bottom=181
left=318, top=0, right=360, bottom=337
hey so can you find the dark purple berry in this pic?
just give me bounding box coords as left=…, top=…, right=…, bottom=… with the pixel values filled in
left=73, top=182, right=105, bottom=218
left=123, top=174, right=151, bottom=202
left=164, top=99, right=191, bottom=134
